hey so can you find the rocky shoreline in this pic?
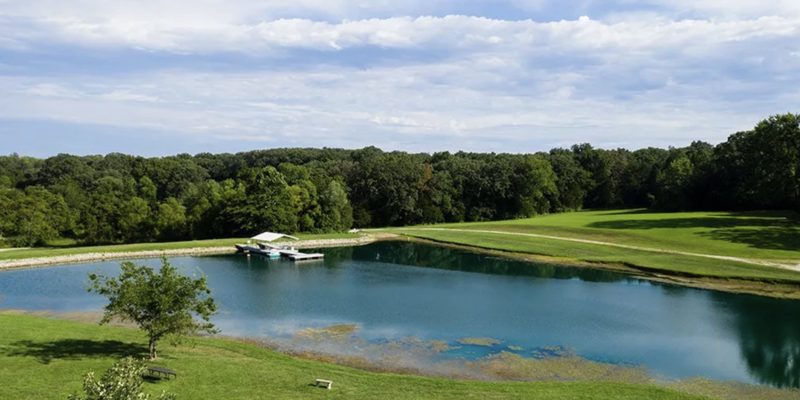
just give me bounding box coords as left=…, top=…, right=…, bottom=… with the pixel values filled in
left=0, top=237, right=378, bottom=271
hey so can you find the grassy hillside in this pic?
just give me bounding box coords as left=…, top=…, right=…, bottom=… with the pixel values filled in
left=0, top=314, right=711, bottom=400
left=387, top=209, right=800, bottom=283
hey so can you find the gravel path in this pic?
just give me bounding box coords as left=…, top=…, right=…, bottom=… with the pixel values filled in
left=402, top=228, right=800, bottom=272
left=0, top=237, right=378, bottom=271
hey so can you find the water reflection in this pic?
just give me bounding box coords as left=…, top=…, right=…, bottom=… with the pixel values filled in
left=325, top=241, right=632, bottom=283
left=711, top=291, right=800, bottom=388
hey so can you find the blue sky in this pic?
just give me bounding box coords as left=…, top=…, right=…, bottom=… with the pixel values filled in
left=0, top=0, right=798, bottom=157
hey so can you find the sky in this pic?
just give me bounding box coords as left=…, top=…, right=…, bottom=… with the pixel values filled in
left=0, top=1, right=798, bottom=157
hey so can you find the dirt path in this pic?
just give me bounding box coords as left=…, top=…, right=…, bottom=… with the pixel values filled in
left=401, top=228, right=800, bottom=272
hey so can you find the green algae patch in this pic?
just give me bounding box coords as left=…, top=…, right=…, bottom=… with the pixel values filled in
left=459, top=337, right=503, bottom=346
left=294, top=323, right=361, bottom=341
left=425, top=340, right=457, bottom=352
left=532, top=346, right=577, bottom=358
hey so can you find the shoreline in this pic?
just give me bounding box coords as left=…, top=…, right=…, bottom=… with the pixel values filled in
left=2, top=233, right=799, bottom=299
left=1, top=311, right=798, bottom=400
left=0, top=310, right=800, bottom=400
left=0, top=236, right=381, bottom=271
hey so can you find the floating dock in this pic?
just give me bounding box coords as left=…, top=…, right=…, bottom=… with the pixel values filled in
left=235, top=244, right=323, bottom=262
left=285, top=252, right=325, bottom=261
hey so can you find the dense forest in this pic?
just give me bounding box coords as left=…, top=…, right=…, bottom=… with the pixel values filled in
left=0, top=113, right=798, bottom=247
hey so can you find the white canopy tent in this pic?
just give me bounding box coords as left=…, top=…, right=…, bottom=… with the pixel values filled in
left=250, top=232, right=299, bottom=242
left=251, top=232, right=300, bottom=242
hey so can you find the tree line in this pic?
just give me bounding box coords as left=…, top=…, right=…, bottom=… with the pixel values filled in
left=1, top=113, right=798, bottom=247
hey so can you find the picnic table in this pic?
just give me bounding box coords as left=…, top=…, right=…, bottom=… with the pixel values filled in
left=145, top=366, right=177, bottom=380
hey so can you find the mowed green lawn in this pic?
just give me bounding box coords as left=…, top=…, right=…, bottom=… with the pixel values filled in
left=0, top=233, right=359, bottom=262
left=388, top=209, right=800, bottom=282
left=0, top=315, right=711, bottom=400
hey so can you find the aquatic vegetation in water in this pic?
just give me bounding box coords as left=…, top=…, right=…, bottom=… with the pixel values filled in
left=294, top=324, right=361, bottom=341
left=425, top=340, right=457, bottom=353
left=3, top=307, right=799, bottom=400
left=458, top=337, right=503, bottom=347
left=388, top=337, right=458, bottom=353
left=531, top=346, right=577, bottom=359
left=507, top=345, right=524, bottom=351
left=274, top=333, right=800, bottom=400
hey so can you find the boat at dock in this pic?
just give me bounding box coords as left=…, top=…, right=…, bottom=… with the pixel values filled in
left=234, top=244, right=279, bottom=258
left=235, top=231, right=324, bottom=262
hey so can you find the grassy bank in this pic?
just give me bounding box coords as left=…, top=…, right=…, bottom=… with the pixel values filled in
left=0, top=233, right=359, bottom=262
left=386, top=209, right=800, bottom=284
left=0, top=314, right=713, bottom=400
left=429, top=210, right=800, bottom=260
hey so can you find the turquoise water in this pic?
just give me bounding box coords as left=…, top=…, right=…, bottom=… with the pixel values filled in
left=1, top=241, right=798, bottom=388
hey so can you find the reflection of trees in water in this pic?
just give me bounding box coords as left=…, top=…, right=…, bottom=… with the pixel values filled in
left=344, top=241, right=630, bottom=283
left=309, top=246, right=354, bottom=269
left=712, top=291, right=800, bottom=388
left=652, top=283, right=690, bottom=297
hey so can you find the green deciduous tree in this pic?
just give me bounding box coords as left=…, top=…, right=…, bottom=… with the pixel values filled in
left=155, top=198, right=187, bottom=241
left=749, top=113, right=800, bottom=210
left=0, top=175, right=12, bottom=189
left=281, top=163, right=322, bottom=232
left=67, top=357, right=176, bottom=400
left=548, top=149, right=592, bottom=212
left=518, top=155, right=559, bottom=217
left=349, top=152, right=423, bottom=226
left=655, top=154, right=695, bottom=211
left=88, top=257, right=218, bottom=360
left=118, top=197, right=152, bottom=243
left=1, top=186, right=72, bottom=246
left=221, top=167, right=298, bottom=235
left=318, top=180, right=354, bottom=232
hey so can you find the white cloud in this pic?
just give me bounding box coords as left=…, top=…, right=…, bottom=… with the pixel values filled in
left=0, top=14, right=796, bottom=57
left=632, top=0, right=800, bottom=19
left=21, top=83, right=81, bottom=98
left=101, top=90, right=159, bottom=102
left=0, top=0, right=457, bottom=24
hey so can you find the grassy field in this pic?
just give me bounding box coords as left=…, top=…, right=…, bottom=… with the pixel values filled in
left=386, top=209, right=800, bottom=283
left=0, top=233, right=359, bottom=262
left=0, top=314, right=714, bottom=400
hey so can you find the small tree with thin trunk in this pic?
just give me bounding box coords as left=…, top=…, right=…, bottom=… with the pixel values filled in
left=88, top=257, right=218, bottom=360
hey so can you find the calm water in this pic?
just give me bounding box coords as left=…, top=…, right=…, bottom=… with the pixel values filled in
left=1, top=241, right=799, bottom=388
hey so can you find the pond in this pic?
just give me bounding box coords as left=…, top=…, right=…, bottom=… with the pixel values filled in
left=1, top=241, right=799, bottom=389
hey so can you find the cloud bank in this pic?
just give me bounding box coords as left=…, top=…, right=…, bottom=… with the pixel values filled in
left=0, top=0, right=798, bottom=156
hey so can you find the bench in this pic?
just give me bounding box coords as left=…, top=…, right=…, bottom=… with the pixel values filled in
left=315, top=379, right=332, bottom=389
left=147, top=366, right=177, bottom=380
